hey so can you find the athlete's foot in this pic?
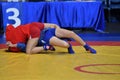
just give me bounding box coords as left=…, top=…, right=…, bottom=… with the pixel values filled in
left=84, top=44, right=96, bottom=54
left=68, top=44, right=74, bottom=54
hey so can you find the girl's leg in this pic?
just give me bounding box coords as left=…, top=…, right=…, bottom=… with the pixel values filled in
left=55, top=28, right=86, bottom=46
left=49, top=36, right=69, bottom=48
left=49, top=36, right=74, bottom=54
left=55, top=28, right=96, bottom=54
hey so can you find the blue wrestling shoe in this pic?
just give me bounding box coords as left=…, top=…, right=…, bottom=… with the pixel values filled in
left=84, top=44, right=96, bottom=54
left=68, top=44, right=74, bottom=54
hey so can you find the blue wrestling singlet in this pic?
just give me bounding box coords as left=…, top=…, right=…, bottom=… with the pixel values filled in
left=38, top=28, right=56, bottom=45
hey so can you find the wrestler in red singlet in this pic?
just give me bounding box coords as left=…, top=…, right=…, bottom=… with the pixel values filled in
left=6, top=22, right=44, bottom=52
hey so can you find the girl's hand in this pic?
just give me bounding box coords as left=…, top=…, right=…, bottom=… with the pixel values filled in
left=6, top=41, right=16, bottom=47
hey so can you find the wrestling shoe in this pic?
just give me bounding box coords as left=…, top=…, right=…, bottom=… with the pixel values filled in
left=68, top=44, right=74, bottom=54
left=83, top=44, right=96, bottom=54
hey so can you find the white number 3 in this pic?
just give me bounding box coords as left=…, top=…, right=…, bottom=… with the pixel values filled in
left=6, top=8, right=21, bottom=28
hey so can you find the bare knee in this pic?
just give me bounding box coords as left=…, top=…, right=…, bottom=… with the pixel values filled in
left=66, top=31, right=76, bottom=38
left=63, top=42, right=69, bottom=48
left=70, top=31, right=76, bottom=36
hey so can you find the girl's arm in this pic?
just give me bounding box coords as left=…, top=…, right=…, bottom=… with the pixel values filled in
left=6, top=41, right=26, bottom=52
